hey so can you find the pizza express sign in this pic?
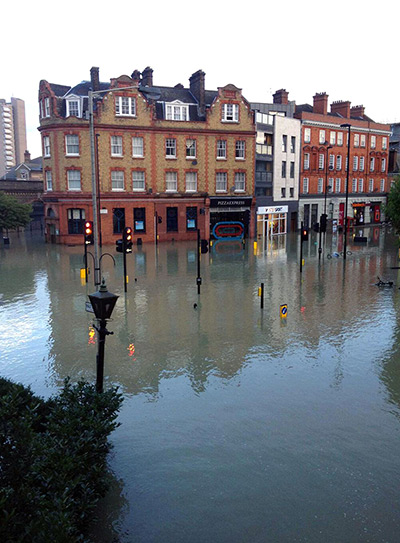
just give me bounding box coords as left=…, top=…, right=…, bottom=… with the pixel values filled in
left=210, top=197, right=253, bottom=208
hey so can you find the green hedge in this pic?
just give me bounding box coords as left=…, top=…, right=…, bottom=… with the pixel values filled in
left=0, top=377, right=123, bottom=542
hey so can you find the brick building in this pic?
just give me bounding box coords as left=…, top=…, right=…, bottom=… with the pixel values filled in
left=38, top=67, right=255, bottom=245
left=295, top=94, right=391, bottom=229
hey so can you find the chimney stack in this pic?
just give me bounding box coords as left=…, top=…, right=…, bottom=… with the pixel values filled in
left=331, top=100, right=351, bottom=119
left=90, top=67, right=100, bottom=91
left=24, top=150, right=31, bottom=163
left=189, top=70, right=206, bottom=116
left=350, top=105, right=365, bottom=118
left=141, top=67, right=153, bottom=87
left=273, top=89, right=289, bottom=105
left=313, top=93, right=328, bottom=115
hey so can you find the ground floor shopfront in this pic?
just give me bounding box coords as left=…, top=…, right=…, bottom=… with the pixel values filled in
left=299, top=196, right=386, bottom=230
left=43, top=193, right=255, bottom=245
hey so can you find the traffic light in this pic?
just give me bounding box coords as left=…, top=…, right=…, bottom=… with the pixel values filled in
left=320, top=214, right=327, bottom=233
left=200, top=239, right=209, bottom=254
left=301, top=227, right=309, bottom=242
left=116, top=239, right=123, bottom=253
left=84, top=221, right=94, bottom=245
left=123, top=227, right=133, bottom=253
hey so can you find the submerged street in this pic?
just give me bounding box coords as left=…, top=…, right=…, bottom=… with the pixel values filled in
left=1, top=227, right=400, bottom=542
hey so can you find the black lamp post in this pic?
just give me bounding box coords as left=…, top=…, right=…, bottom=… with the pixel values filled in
left=340, top=123, right=351, bottom=260
left=319, top=143, right=333, bottom=260
left=88, top=279, right=119, bottom=393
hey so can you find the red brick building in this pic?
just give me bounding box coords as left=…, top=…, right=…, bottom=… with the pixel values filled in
left=295, top=93, right=391, bottom=228
left=38, top=67, right=255, bottom=245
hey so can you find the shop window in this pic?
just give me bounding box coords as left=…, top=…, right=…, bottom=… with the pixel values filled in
left=134, top=208, right=146, bottom=233
left=186, top=207, right=197, bottom=231
left=167, top=207, right=178, bottom=232
left=67, top=208, right=85, bottom=234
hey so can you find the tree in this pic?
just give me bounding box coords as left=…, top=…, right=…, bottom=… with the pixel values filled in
left=0, top=192, right=32, bottom=232
left=385, top=175, right=400, bottom=233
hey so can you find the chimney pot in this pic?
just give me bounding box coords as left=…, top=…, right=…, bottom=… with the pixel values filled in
left=189, top=70, right=206, bottom=116
left=24, top=150, right=31, bottom=162
left=331, top=100, right=351, bottom=118
left=313, top=92, right=329, bottom=115
left=141, top=67, right=153, bottom=87
left=273, top=89, right=289, bottom=105
left=90, top=67, right=100, bottom=91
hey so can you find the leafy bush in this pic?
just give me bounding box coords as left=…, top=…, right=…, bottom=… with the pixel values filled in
left=0, top=378, right=123, bottom=542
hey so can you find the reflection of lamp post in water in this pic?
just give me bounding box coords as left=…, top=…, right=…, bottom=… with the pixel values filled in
left=88, top=280, right=118, bottom=393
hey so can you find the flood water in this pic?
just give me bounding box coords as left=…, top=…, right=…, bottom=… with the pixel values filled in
left=1, top=227, right=400, bottom=543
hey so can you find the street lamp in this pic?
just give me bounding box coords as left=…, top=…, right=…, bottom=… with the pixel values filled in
left=89, top=85, right=139, bottom=287
left=319, top=143, right=333, bottom=259
left=340, top=123, right=351, bottom=260
left=88, top=279, right=119, bottom=393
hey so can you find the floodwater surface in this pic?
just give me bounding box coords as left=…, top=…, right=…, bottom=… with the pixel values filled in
left=1, top=227, right=400, bottom=542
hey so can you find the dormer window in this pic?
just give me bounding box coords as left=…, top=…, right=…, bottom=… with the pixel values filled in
left=115, top=96, right=136, bottom=116
left=66, top=98, right=81, bottom=118
left=45, top=98, right=50, bottom=117
left=20, top=170, right=28, bottom=180
left=166, top=102, right=189, bottom=121
left=222, top=103, right=239, bottom=122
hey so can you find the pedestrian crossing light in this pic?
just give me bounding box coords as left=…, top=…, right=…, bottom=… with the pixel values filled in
left=123, top=227, right=133, bottom=253
left=84, top=221, right=94, bottom=245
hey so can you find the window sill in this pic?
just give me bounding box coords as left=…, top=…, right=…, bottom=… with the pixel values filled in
left=66, top=154, right=80, bottom=158
left=216, top=190, right=227, bottom=193
left=111, top=155, right=123, bottom=158
left=166, top=156, right=177, bottom=159
left=186, top=156, right=196, bottom=160
left=165, top=189, right=177, bottom=193
left=235, top=157, right=245, bottom=161
left=133, top=188, right=146, bottom=192
left=132, top=155, right=144, bottom=159
left=216, top=157, right=227, bottom=161
left=112, top=189, right=125, bottom=192
left=221, top=120, right=239, bottom=124
left=115, top=114, right=137, bottom=118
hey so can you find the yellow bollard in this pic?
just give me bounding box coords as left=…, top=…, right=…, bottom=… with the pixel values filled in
left=80, top=268, right=86, bottom=279
left=258, top=287, right=262, bottom=297
left=126, top=275, right=129, bottom=284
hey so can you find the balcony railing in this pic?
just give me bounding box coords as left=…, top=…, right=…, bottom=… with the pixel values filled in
left=255, top=172, right=273, bottom=184
left=256, top=144, right=273, bottom=155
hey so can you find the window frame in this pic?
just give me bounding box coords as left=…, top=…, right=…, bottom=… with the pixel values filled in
left=65, top=134, right=80, bottom=156
left=132, top=170, right=145, bottom=191
left=303, top=177, right=309, bottom=194
left=43, top=136, right=50, bottom=158
left=217, top=140, right=227, bottom=159
left=185, top=171, right=197, bottom=192
left=166, top=171, right=178, bottom=192
left=235, top=140, right=245, bottom=160
left=115, top=96, right=136, bottom=117
left=186, top=139, right=196, bottom=159
left=166, top=138, right=177, bottom=159
left=216, top=172, right=227, bottom=192
left=222, top=103, right=239, bottom=122
left=111, top=135, right=123, bottom=157
left=67, top=169, right=81, bottom=191
left=304, top=128, right=311, bottom=143
left=111, top=170, right=125, bottom=191
left=234, top=172, right=246, bottom=192
left=66, top=99, right=80, bottom=118
left=132, top=137, right=144, bottom=158
left=45, top=170, right=53, bottom=191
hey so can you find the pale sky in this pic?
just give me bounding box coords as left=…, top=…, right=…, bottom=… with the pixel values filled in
left=2, top=0, right=399, bottom=159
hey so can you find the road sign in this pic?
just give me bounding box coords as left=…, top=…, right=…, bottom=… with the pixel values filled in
left=280, top=304, right=288, bottom=319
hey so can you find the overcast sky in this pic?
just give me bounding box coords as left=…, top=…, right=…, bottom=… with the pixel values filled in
left=2, top=0, right=399, bottom=159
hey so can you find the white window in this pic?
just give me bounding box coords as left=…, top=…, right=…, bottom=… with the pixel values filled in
left=166, top=104, right=188, bottom=121
left=234, top=172, right=245, bottom=191
left=40, top=100, right=44, bottom=119
left=185, top=172, right=197, bottom=192
left=45, top=170, right=53, bottom=191
left=111, top=136, right=123, bottom=156
left=353, top=156, right=358, bottom=171
left=337, top=132, right=343, bottom=146
left=290, top=136, right=296, bottom=153
left=132, top=137, right=144, bottom=157
left=304, top=128, right=311, bottom=143
left=329, top=154, right=334, bottom=170
left=381, top=158, right=386, bottom=172
left=216, top=172, right=227, bottom=191
left=282, top=135, right=287, bottom=152
left=186, top=139, right=196, bottom=158
left=358, top=178, right=364, bottom=192
left=330, top=131, right=336, bottom=145
left=66, top=99, right=80, bottom=118
left=303, top=178, right=309, bottom=194
left=359, top=156, right=365, bottom=171
left=354, top=134, right=359, bottom=147
left=235, top=140, right=245, bottom=159
left=382, top=137, right=387, bottom=150
left=360, top=134, right=366, bottom=147
left=217, top=140, right=227, bottom=159
left=380, top=179, right=385, bottom=192
left=317, top=178, right=323, bottom=193
left=328, top=177, right=334, bottom=192
left=345, top=156, right=348, bottom=172
left=67, top=170, right=81, bottom=191
left=44, top=97, right=50, bottom=117
left=304, top=153, right=310, bottom=170
left=222, top=103, right=239, bottom=122
left=335, top=178, right=341, bottom=192
left=115, top=96, right=136, bottom=116
left=111, top=171, right=124, bottom=191
left=166, top=138, right=176, bottom=158
left=336, top=155, right=342, bottom=170
left=352, top=178, right=357, bottom=192
left=65, top=134, right=79, bottom=156
left=371, top=135, right=376, bottom=149
left=319, top=129, right=326, bottom=144
left=132, top=171, right=145, bottom=191
left=369, top=178, right=374, bottom=192
left=370, top=157, right=375, bottom=172
left=319, top=153, right=324, bottom=170
left=166, top=171, right=177, bottom=191
left=43, top=136, right=50, bottom=157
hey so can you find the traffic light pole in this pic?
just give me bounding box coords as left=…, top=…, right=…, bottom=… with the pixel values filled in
left=84, top=242, right=88, bottom=283
left=123, top=239, right=127, bottom=293
left=300, top=221, right=304, bottom=274
left=197, top=229, right=201, bottom=295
